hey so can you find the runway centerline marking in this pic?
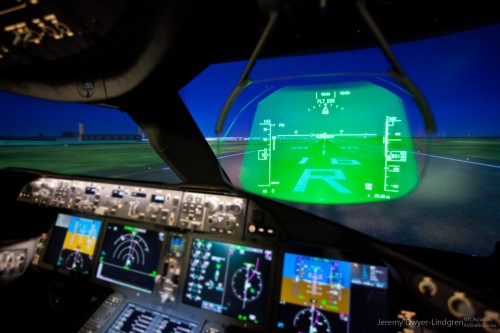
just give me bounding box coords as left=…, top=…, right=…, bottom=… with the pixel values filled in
left=217, top=150, right=259, bottom=160
left=299, top=157, right=309, bottom=165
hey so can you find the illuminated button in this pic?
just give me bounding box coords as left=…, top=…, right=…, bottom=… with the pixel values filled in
left=257, top=227, right=265, bottom=233
left=226, top=230, right=233, bottom=235
left=204, top=328, right=220, bottom=333
left=210, top=227, right=217, bottom=232
left=267, top=228, right=275, bottom=235
left=105, top=296, right=121, bottom=307
left=248, top=224, right=256, bottom=233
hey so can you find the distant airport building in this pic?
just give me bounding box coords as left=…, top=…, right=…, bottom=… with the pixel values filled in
left=0, top=135, right=57, bottom=141
left=78, top=122, right=86, bottom=141
left=1, top=123, right=142, bottom=142
left=80, top=134, right=142, bottom=141
left=77, top=122, right=142, bottom=141
left=138, top=127, right=148, bottom=140
left=60, top=131, right=79, bottom=139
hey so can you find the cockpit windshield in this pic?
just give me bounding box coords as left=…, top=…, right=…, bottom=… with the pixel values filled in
left=0, top=92, right=181, bottom=184
left=180, top=23, right=500, bottom=257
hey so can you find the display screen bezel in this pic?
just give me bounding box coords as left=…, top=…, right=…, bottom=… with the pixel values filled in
left=40, top=212, right=104, bottom=276
left=93, top=219, right=167, bottom=295
left=105, top=302, right=199, bottom=333
left=273, top=244, right=390, bottom=333
left=177, top=234, right=277, bottom=332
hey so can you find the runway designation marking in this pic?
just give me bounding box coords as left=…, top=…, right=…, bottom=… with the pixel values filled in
left=293, top=169, right=351, bottom=193
left=331, top=158, right=361, bottom=165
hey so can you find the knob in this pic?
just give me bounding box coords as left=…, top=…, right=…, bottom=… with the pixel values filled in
left=72, top=186, right=83, bottom=196
left=107, top=199, right=118, bottom=207
left=205, top=200, right=218, bottom=212
left=30, top=182, right=42, bottom=192
left=147, top=205, right=160, bottom=214
left=42, top=182, right=55, bottom=190
left=226, top=203, right=242, bottom=215
left=129, top=201, right=140, bottom=218
left=448, top=292, right=474, bottom=318
left=418, top=277, right=437, bottom=297
left=38, top=189, right=51, bottom=199
left=483, top=311, right=500, bottom=333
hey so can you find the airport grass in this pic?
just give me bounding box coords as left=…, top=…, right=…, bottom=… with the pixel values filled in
left=0, top=143, right=165, bottom=174
left=207, top=141, right=248, bottom=155
left=421, top=137, right=500, bottom=161
left=1, top=138, right=497, bottom=175
left=0, top=141, right=249, bottom=174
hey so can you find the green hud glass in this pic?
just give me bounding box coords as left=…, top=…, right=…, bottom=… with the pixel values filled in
left=216, top=74, right=425, bottom=204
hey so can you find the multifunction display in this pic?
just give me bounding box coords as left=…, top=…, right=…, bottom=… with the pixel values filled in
left=44, top=213, right=102, bottom=275
left=183, top=238, right=273, bottom=325
left=277, top=252, right=388, bottom=332
left=96, top=222, right=165, bottom=293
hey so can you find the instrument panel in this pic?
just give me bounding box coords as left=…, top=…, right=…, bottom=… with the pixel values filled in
left=13, top=175, right=500, bottom=333
left=18, top=177, right=246, bottom=237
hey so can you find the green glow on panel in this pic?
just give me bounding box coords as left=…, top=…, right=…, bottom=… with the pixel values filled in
left=239, top=81, right=419, bottom=204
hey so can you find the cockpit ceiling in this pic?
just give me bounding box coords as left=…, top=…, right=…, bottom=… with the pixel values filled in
left=1, top=0, right=500, bottom=68
left=0, top=0, right=132, bottom=66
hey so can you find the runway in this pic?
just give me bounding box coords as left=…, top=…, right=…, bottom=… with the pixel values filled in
left=98, top=139, right=499, bottom=257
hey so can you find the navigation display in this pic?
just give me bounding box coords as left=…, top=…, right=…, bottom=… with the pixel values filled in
left=183, top=238, right=273, bottom=325
left=44, top=213, right=102, bottom=275
left=277, top=252, right=388, bottom=332
left=96, top=222, right=165, bottom=293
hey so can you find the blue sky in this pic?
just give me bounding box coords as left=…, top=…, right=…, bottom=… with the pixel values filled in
left=0, top=92, right=137, bottom=136
left=180, top=23, right=500, bottom=137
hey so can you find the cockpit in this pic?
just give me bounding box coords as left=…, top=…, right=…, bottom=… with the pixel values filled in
left=0, top=1, right=499, bottom=332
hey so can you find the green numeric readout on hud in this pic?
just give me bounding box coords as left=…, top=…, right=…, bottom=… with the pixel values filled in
left=239, top=81, right=419, bottom=204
